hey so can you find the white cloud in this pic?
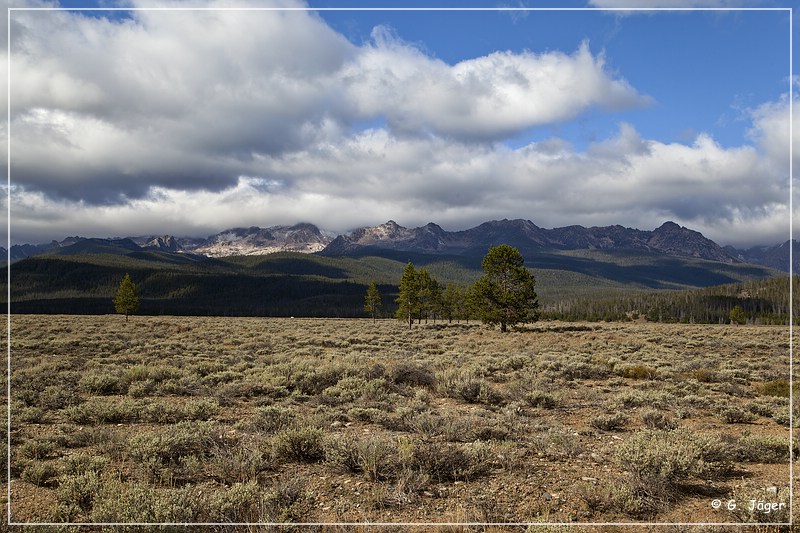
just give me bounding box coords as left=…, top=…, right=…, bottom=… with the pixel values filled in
left=8, top=4, right=649, bottom=204
left=9, top=120, right=788, bottom=248
left=344, top=36, right=649, bottom=140
left=746, top=94, right=794, bottom=174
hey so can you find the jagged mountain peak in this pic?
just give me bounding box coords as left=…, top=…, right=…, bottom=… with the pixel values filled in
left=194, top=223, right=333, bottom=257
left=145, top=235, right=180, bottom=252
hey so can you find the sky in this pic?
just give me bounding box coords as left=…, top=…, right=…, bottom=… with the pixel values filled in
left=3, top=0, right=797, bottom=248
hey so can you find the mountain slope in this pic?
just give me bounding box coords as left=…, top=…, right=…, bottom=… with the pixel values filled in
left=725, top=240, right=799, bottom=273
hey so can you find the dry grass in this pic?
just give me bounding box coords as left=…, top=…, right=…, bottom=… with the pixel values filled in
left=5, top=315, right=795, bottom=528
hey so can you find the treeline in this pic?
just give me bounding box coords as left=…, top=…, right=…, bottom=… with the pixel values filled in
left=543, top=275, right=797, bottom=325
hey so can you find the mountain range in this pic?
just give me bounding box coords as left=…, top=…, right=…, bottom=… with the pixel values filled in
left=4, top=219, right=797, bottom=272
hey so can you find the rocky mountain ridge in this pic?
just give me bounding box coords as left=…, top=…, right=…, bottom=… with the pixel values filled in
left=4, top=220, right=797, bottom=272
left=322, top=219, right=738, bottom=264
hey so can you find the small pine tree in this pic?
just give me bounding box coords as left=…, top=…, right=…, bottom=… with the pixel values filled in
left=113, top=273, right=140, bottom=321
left=364, top=282, right=382, bottom=323
left=729, top=305, right=746, bottom=325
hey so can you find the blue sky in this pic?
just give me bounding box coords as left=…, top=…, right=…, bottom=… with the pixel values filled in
left=4, top=1, right=797, bottom=248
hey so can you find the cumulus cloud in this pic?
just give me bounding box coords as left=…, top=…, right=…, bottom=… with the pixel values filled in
left=746, top=93, right=795, bottom=174
left=8, top=4, right=648, bottom=205
left=8, top=119, right=790, bottom=248
left=344, top=33, right=649, bottom=140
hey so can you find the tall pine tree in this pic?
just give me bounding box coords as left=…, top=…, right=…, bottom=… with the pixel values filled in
left=395, top=262, right=421, bottom=329
left=364, top=282, right=382, bottom=322
left=471, top=245, right=539, bottom=332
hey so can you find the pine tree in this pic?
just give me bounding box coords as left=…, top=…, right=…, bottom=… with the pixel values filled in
left=417, top=268, right=442, bottom=324
left=364, top=282, right=382, bottom=323
left=113, top=273, right=140, bottom=321
left=395, top=262, right=421, bottom=329
left=729, top=305, right=746, bottom=325
left=471, top=245, right=539, bottom=332
left=441, top=282, right=466, bottom=323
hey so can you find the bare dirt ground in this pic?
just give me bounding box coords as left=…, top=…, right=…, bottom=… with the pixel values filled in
left=3, top=315, right=796, bottom=531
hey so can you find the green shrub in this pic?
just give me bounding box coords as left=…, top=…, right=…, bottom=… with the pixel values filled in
left=295, top=366, right=346, bottom=395
left=247, top=405, right=295, bottom=433
left=90, top=480, right=206, bottom=525
left=263, top=476, right=312, bottom=523
left=21, top=461, right=59, bottom=487
left=719, top=406, right=757, bottom=424
left=589, top=412, right=628, bottom=431
left=616, top=428, right=730, bottom=512
left=532, top=426, right=584, bottom=459
left=525, top=390, right=559, bottom=409
left=411, top=441, right=490, bottom=482
left=57, top=470, right=103, bottom=516
left=210, top=443, right=268, bottom=485
left=321, top=376, right=370, bottom=405
left=209, top=481, right=265, bottom=523
left=59, top=453, right=110, bottom=476
left=64, top=398, right=135, bottom=424
left=727, top=486, right=790, bottom=524
left=17, top=439, right=56, bottom=460
left=37, top=385, right=81, bottom=410
left=683, top=368, right=716, bottom=383
left=273, top=426, right=325, bottom=463
left=325, top=435, right=396, bottom=481
left=640, top=409, right=678, bottom=430
left=78, top=371, right=128, bottom=395
left=127, top=420, right=219, bottom=464
left=390, top=363, right=436, bottom=389
left=127, top=379, right=157, bottom=398
left=736, top=434, right=791, bottom=463
left=756, top=380, right=790, bottom=398
left=619, top=365, right=658, bottom=380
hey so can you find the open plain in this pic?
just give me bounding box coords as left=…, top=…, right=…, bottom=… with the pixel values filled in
left=5, top=315, right=795, bottom=530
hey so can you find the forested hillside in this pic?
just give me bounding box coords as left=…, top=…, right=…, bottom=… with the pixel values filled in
left=544, top=275, right=796, bottom=325
left=2, top=247, right=787, bottom=321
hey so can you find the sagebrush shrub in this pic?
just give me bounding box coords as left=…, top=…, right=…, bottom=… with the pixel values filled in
left=21, top=461, right=59, bottom=487
left=736, top=434, right=791, bottom=463
left=390, top=362, right=436, bottom=389
left=273, top=426, right=325, bottom=463
left=526, top=390, right=559, bottom=409
left=619, top=365, right=658, bottom=380
left=640, top=409, right=678, bottom=430
left=616, top=428, right=730, bottom=512
left=127, top=420, right=220, bottom=464
left=719, top=406, right=757, bottom=424
left=590, top=412, right=628, bottom=431
left=757, top=380, right=790, bottom=398
left=411, top=441, right=490, bottom=482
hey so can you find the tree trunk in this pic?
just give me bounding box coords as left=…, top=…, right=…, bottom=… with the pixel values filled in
left=500, top=321, right=507, bottom=333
